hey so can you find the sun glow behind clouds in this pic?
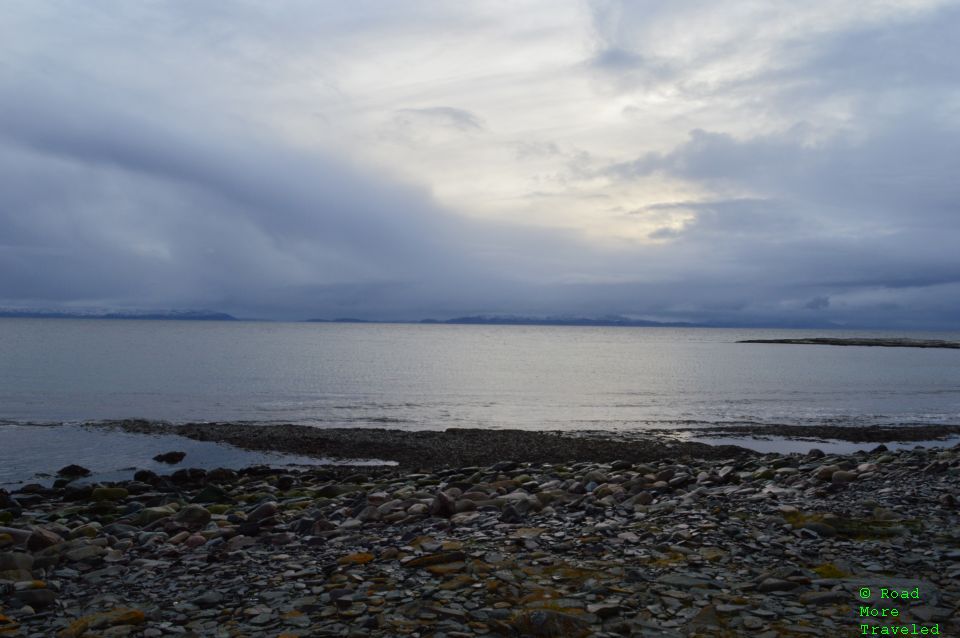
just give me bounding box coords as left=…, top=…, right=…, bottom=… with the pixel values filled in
left=254, top=0, right=953, bottom=243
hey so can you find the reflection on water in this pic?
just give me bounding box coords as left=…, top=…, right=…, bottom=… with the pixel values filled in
left=0, top=424, right=393, bottom=486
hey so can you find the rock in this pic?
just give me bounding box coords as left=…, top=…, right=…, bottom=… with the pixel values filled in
left=0, top=527, right=31, bottom=546
left=92, top=487, right=129, bottom=501
left=756, top=578, right=799, bottom=593
left=15, top=588, right=57, bottom=609
left=635, top=490, right=654, bottom=505
left=587, top=602, right=622, bottom=618
left=133, top=469, right=160, bottom=484
left=153, top=451, right=186, bottom=464
left=500, top=504, right=526, bottom=523
left=511, top=609, right=591, bottom=637
left=56, top=608, right=145, bottom=638
left=65, top=545, right=106, bottom=563
left=0, top=489, right=20, bottom=511
left=338, top=552, right=375, bottom=565
left=799, top=591, right=849, bottom=605
left=450, top=511, right=481, bottom=525
left=184, top=534, right=207, bottom=548
left=70, top=522, right=102, bottom=538
left=204, top=466, right=238, bottom=483
left=57, top=464, right=91, bottom=478
left=0, top=552, right=34, bottom=571
left=195, top=591, right=224, bottom=607
left=430, top=490, right=457, bottom=517
left=356, top=505, right=380, bottom=522
left=62, top=483, right=94, bottom=501
left=171, top=468, right=206, bottom=484
left=247, top=501, right=279, bottom=524
left=134, top=506, right=176, bottom=526
left=831, top=470, right=857, bottom=484
left=800, top=521, right=837, bottom=537
left=27, top=527, right=63, bottom=551
left=813, top=465, right=839, bottom=481
left=173, top=504, right=212, bottom=527
left=403, top=551, right=467, bottom=568
left=224, top=535, right=255, bottom=552
left=192, top=484, right=229, bottom=503
left=655, top=574, right=719, bottom=589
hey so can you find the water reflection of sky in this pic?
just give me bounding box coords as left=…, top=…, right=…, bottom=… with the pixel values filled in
left=1, top=322, right=958, bottom=430
left=0, top=424, right=394, bottom=487
left=671, top=433, right=960, bottom=455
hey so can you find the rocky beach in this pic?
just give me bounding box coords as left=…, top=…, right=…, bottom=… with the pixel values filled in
left=1, top=426, right=959, bottom=637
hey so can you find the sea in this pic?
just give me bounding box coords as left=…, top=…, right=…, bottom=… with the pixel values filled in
left=1, top=318, right=959, bottom=484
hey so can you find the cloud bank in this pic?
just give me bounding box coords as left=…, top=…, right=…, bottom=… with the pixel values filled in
left=1, top=1, right=958, bottom=328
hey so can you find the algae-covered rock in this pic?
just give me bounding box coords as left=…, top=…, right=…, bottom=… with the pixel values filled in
left=510, top=609, right=591, bottom=638
left=173, top=504, right=212, bottom=527
left=92, top=487, right=129, bottom=501
left=134, top=505, right=177, bottom=526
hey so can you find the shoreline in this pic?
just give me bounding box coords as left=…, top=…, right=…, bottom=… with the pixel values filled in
left=89, top=421, right=755, bottom=470
left=83, top=420, right=960, bottom=471
left=1, top=441, right=958, bottom=636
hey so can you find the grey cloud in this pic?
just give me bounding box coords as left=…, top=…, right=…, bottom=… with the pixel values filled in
left=639, top=198, right=808, bottom=239
left=603, top=115, right=960, bottom=326
left=0, top=77, right=499, bottom=317
left=763, top=4, right=960, bottom=107
left=804, top=296, right=830, bottom=310
left=511, top=141, right=562, bottom=160
left=382, top=106, right=487, bottom=147
left=394, top=107, right=485, bottom=132
left=612, top=116, right=960, bottom=226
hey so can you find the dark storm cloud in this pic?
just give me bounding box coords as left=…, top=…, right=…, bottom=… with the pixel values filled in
left=0, top=76, right=495, bottom=317
left=0, top=76, right=606, bottom=320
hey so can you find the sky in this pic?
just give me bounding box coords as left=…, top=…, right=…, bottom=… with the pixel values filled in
left=1, top=0, right=959, bottom=328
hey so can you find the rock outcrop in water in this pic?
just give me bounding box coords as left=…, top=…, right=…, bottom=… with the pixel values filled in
left=739, top=337, right=960, bottom=349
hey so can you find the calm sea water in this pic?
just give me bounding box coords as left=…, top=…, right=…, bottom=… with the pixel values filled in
left=1, top=318, right=958, bottom=429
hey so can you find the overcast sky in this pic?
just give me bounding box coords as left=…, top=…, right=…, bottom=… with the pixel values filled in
left=2, top=1, right=958, bottom=327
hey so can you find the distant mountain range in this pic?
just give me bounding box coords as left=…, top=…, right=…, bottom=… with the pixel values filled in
left=3, top=309, right=847, bottom=329
left=428, top=314, right=703, bottom=327
left=0, top=309, right=237, bottom=321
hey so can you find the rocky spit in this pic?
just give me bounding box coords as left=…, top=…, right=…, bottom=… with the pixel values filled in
left=2, top=442, right=959, bottom=637
left=738, top=338, right=960, bottom=349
